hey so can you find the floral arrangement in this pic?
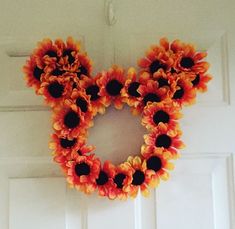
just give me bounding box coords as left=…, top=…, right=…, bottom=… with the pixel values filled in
left=23, top=37, right=211, bottom=200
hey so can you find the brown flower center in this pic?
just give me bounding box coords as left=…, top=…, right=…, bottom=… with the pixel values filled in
left=48, top=82, right=64, bottom=98
left=75, top=162, right=90, bottom=176
left=155, top=134, right=172, bottom=148
left=64, top=111, right=80, bottom=129
left=106, top=79, right=123, bottom=96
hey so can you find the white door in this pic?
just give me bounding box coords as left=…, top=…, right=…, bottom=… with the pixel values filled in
left=0, top=0, right=234, bottom=229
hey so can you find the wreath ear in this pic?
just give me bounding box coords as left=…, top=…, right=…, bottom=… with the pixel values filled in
left=23, top=37, right=92, bottom=107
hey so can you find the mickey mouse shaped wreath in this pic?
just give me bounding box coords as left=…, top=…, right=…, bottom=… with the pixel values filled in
left=23, top=37, right=211, bottom=200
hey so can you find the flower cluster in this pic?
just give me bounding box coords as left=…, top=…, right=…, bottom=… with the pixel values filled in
left=23, top=37, right=211, bottom=200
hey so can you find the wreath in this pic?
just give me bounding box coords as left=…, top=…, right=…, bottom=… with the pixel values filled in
left=23, top=37, right=211, bottom=200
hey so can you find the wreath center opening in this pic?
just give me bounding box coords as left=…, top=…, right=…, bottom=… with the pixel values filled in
left=88, top=106, right=147, bottom=164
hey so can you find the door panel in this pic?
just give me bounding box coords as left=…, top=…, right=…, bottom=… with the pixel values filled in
left=157, top=154, right=233, bottom=229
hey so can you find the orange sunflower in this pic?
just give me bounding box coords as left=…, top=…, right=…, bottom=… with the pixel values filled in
left=152, top=69, right=176, bottom=89
left=55, top=37, right=92, bottom=77
left=121, top=67, right=142, bottom=107
left=171, top=39, right=209, bottom=74
left=23, top=56, right=45, bottom=92
left=142, top=100, right=182, bottom=131
left=171, top=73, right=196, bottom=106
left=75, top=53, right=92, bottom=79
left=141, top=145, right=174, bottom=186
left=55, top=36, right=81, bottom=56
left=33, top=38, right=59, bottom=68
left=50, top=132, right=86, bottom=157
left=137, top=69, right=176, bottom=92
left=190, top=72, right=212, bottom=92
left=138, top=38, right=174, bottom=75
left=66, top=154, right=100, bottom=194
left=125, top=156, right=151, bottom=198
left=38, top=76, right=73, bottom=108
left=53, top=103, right=91, bottom=138
left=144, top=125, right=184, bottom=159
left=53, top=143, right=94, bottom=174
left=97, top=65, right=126, bottom=109
left=136, top=79, right=170, bottom=113
left=94, top=161, right=116, bottom=197
left=108, top=162, right=133, bottom=200
left=78, top=74, right=106, bottom=115
left=65, top=88, right=94, bottom=125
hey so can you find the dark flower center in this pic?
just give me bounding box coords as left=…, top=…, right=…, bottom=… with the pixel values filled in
left=147, top=156, right=162, bottom=172
left=77, top=65, right=88, bottom=79
left=149, top=60, right=166, bottom=74
left=157, top=77, right=169, bottom=87
left=33, top=66, right=44, bottom=81
left=60, top=138, right=76, bottom=148
left=114, top=173, right=126, bottom=189
left=155, top=134, right=172, bottom=148
left=51, top=68, right=65, bottom=76
left=72, top=83, right=77, bottom=89
left=63, top=49, right=75, bottom=65
left=86, top=85, right=100, bottom=101
left=96, top=171, right=109, bottom=185
left=132, top=170, right=145, bottom=186
left=76, top=97, right=88, bottom=113
left=77, top=150, right=82, bottom=155
left=75, top=162, right=90, bottom=176
left=192, top=74, right=200, bottom=86
left=153, top=110, right=170, bottom=124
left=44, top=50, right=57, bottom=58
left=170, top=68, right=177, bottom=74
left=64, top=111, right=80, bottom=129
left=47, top=82, right=64, bottom=98
left=106, top=79, right=123, bottom=96
left=143, top=93, right=161, bottom=105
left=128, top=82, right=141, bottom=97
left=173, top=87, right=184, bottom=99
left=180, top=57, right=194, bottom=69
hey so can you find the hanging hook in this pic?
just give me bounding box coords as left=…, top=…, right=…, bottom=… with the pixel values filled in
left=105, top=0, right=117, bottom=26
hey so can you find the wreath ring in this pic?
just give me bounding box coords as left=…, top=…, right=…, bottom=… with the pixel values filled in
left=23, top=37, right=211, bottom=200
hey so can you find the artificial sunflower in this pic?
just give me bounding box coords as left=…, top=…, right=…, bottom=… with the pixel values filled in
left=53, top=140, right=94, bottom=174
left=97, top=65, right=126, bottom=109
left=171, top=73, right=196, bottom=106
left=65, top=88, right=94, bottom=125
left=50, top=132, right=86, bottom=157
left=95, top=161, right=116, bottom=197
left=75, top=53, right=92, bottom=80
left=78, top=74, right=106, bottom=115
left=66, top=154, right=100, bottom=194
left=53, top=103, right=91, bottom=138
left=78, top=73, right=105, bottom=116
left=126, top=156, right=151, bottom=198
left=141, top=145, right=174, bottom=186
left=137, top=79, right=169, bottom=112
left=152, top=69, right=174, bottom=89
left=23, top=56, right=45, bottom=92
left=190, top=72, right=212, bottom=92
left=33, top=38, right=59, bottom=68
left=108, top=162, right=133, bottom=200
left=142, top=100, right=182, bottom=131
left=144, top=125, right=184, bottom=159
left=55, top=36, right=81, bottom=56
left=138, top=38, right=174, bottom=75
left=171, top=39, right=209, bottom=74
left=38, top=76, right=72, bottom=108
left=121, top=67, right=142, bottom=108
left=55, top=37, right=92, bottom=76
